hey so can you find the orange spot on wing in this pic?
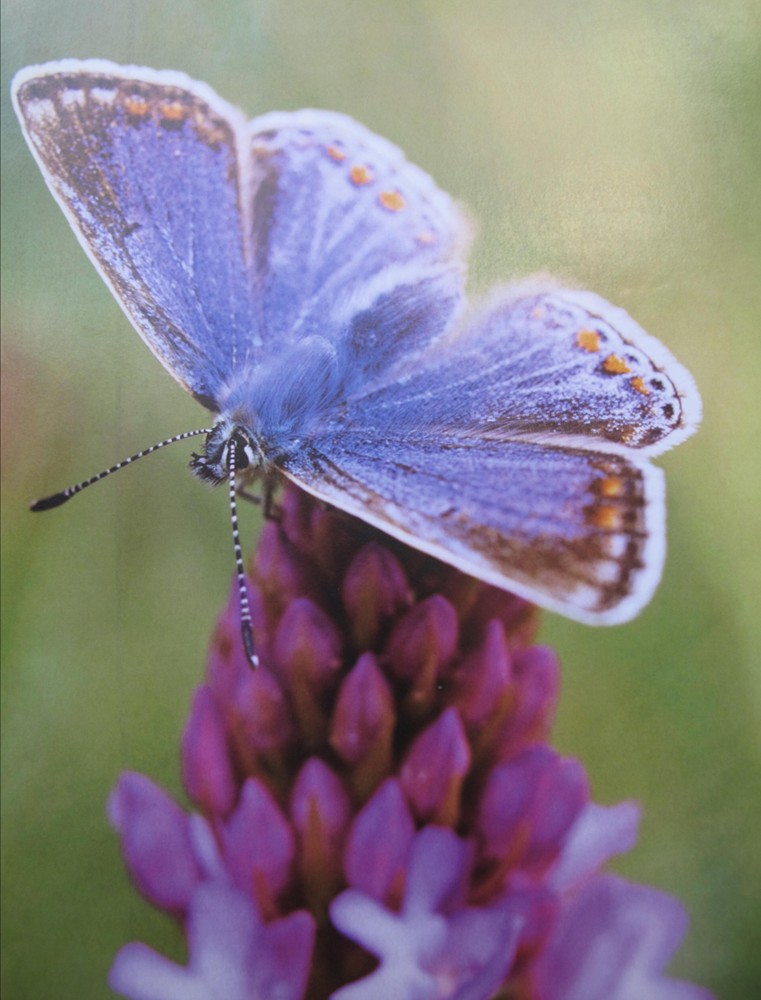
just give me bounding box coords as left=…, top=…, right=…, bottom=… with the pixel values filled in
left=159, top=102, right=186, bottom=122
left=598, top=476, right=624, bottom=499
left=531, top=306, right=546, bottom=319
left=326, top=144, right=346, bottom=162
left=630, top=375, right=650, bottom=395
left=416, top=232, right=435, bottom=245
left=576, top=328, right=601, bottom=352
left=379, top=190, right=406, bottom=212
left=124, top=96, right=149, bottom=117
left=589, top=504, right=623, bottom=531
left=603, top=353, right=631, bottom=375
left=350, top=164, right=373, bottom=186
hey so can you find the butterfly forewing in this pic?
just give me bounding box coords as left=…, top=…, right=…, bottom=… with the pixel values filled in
left=12, top=61, right=252, bottom=408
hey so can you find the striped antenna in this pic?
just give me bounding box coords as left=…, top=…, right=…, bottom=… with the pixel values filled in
left=227, top=436, right=258, bottom=669
left=30, top=428, right=213, bottom=511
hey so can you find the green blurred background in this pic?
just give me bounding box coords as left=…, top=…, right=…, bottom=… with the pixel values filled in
left=2, top=1, right=759, bottom=997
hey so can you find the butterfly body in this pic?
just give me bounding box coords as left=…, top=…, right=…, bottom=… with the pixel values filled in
left=13, top=60, right=701, bottom=628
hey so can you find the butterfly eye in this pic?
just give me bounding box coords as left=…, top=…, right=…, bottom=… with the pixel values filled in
left=230, top=431, right=258, bottom=471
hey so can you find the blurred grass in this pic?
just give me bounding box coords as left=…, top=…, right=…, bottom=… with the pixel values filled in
left=2, top=1, right=759, bottom=997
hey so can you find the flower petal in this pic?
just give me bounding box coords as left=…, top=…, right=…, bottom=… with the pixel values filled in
left=533, top=875, right=714, bottom=1000
left=110, top=884, right=315, bottom=1000
left=549, top=801, right=641, bottom=892
left=108, top=772, right=200, bottom=914
left=331, top=829, right=521, bottom=1000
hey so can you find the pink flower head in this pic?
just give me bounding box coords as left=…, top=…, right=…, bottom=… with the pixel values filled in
left=109, top=485, right=711, bottom=999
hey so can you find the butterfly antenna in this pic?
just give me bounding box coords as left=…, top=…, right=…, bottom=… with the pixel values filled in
left=227, top=436, right=259, bottom=669
left=30, top=428, right=214, bottom=511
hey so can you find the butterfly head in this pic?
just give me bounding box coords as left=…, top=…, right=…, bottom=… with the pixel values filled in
left=190, top=419, right=263, bottom=486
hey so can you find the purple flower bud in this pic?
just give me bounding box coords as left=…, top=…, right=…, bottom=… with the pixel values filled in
left=290, top=758, right=352, bottom=912
left=498, top=645, right=560, bottom=756
left=400, top=707, right=471, bottom=825
left=330, top=653, right=395, bottom=798
left=343, top=779, right=415, bottom=905
left=386, top=594, right=459, bottom=717
left=181, top=686, right=236, bottom=816
left=221, top=777, right=295, bottom=917
left=108, top=772, right=200, bottom=915
left=342, top=542, right=411, bottom=647
left=226, top=666, right=295, bottom=777
left=450, top=619, right=513, bottom=755
left=274, top=597, right=343, bottom=743
left=477, top=746, right=587, bottom=876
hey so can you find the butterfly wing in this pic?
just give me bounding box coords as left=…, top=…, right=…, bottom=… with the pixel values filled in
left=243, top=109, right=469, bottom=385
left=281, top=431, right=664, bottom=624
left=348, top=280, right=701, bottom=456
left=14, top=62, right=471, bottom=407
left=12, top=60, right=253, bottom=409
left=278, top=284, right=700, bottom=621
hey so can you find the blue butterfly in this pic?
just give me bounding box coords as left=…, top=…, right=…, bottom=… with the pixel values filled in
left=12, top=60, right=701, bottom=665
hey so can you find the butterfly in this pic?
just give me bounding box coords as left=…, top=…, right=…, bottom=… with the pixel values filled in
left=12, top=59, right=701, bottom=666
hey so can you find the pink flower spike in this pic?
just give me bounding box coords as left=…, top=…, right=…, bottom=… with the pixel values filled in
left=108, top=772, right=200, bottom=915
left=342, top=542, right=411, bottom=647
left=221, top=777, right=295, bottom=917
left=400, top=707, right=470, bottom=825
left=343, top=779, right=415, bottom=904
left=181, top=686, right=236, bottom=817
left=108, top=482, right=710, bottom=997
left=330, top=653, right=395, bottom=798
left=533, top=875, right=713, bottom=1000
left=109, top=882, right=315, bottom=1000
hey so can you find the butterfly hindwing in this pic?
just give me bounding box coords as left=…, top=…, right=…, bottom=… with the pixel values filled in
left=243, top=109, right=469, bottom=384
left=295, top=280, right=699, bottom=621
left=348, top=281, right=701, bottom=455
left=281, top=430, right=663, bottom=624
